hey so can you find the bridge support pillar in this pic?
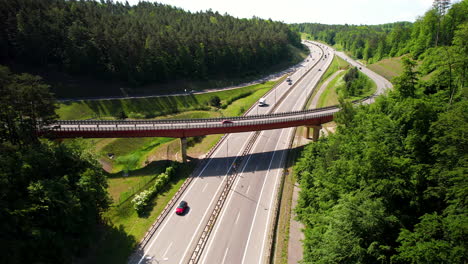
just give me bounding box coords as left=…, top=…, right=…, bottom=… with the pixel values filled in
left=304, top=125, right=322, bottom=142
left=180, top=137, right=188, bottom=163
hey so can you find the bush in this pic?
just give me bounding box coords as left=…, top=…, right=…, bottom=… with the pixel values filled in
left=131, top=165, right=177, bottom=215
left=209, top=96, right=221, bottom=107
left=131, top=189, right=153, bottom=214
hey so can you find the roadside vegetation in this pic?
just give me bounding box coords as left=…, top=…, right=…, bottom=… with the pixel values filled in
left=0, top=66, right=110, bottom=264
left=292, top=1, right=468, bottom=263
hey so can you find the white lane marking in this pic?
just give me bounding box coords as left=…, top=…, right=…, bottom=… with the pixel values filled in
left=200, top=130, right=266, bottom=264
left=234, top=211, right=241, bottom=225
left=222, top=247, right=230, bottom=264
left=202, top=183, right=208, bottom=192
left=241, top=129, right=285, bottom=264
left=162, top=242, right=173, bottom=258
left=178, top=133, right=255, bottom=264
left=138, top=133, right=251, bottom=264
left=245, top=185, right=250, bottom=195
left=259, top=128, right=293, bottom=264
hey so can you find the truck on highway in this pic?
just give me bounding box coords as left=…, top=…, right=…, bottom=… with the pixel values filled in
left=258, top=97, right=267, bottom=106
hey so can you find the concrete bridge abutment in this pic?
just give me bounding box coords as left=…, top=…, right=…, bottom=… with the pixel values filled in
left=304, top=125, right=322, bottom=142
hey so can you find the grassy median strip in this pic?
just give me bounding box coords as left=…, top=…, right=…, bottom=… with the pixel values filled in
left=317, top=71, right=346, bottom=107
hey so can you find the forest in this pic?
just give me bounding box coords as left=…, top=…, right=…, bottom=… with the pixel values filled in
left=293, top=0, right=467, bottom=63
left=0, top=65, right=111, bottom=263
left=0, top=0, right=302, bottom=87
left=294, top=1, right=467, bottom=263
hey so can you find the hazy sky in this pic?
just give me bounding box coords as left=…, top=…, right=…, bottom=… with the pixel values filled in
left=115, top=0, right=439, bottom=25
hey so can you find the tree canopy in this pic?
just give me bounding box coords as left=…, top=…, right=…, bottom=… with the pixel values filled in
left=0, top=0, right=302, bottom=87
left=294, top=1, right=467, bottom=262
left=293, top=0, right=468, bottom=63
left=0, top=66, right=110, bottom=264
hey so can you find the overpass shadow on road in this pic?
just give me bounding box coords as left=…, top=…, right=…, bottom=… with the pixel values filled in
left=188, top=145, right=305, bottom=178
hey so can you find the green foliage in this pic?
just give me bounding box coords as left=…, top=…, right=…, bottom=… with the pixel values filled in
left=293, top=0, right=468, bottom=63
left=209, top=95, right=221, bottom=108
left=294, top=13, right=468, bottom=261
left=0, top=140, right=111, bottom=264
left=131, top=163, right=178, bottom=215
left=0, top=0, right=301, bottom=89
left=0, top=65, right=57, bottom=145
left=338, top=67, right=374, bottom=98
left=394, top=57, right=419, bottom=98
left=0, top=66, right=111, bottom=263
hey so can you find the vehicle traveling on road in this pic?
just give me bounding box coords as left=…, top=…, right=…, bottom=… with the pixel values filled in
left=258, top=97, right=267, bottom=106
left=176, top=201, right=188, bottom=215
left=221, top=120, right=233, bottom=124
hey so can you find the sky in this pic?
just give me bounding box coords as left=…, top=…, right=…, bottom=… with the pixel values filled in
left=115, top=0, right=439, bottom=25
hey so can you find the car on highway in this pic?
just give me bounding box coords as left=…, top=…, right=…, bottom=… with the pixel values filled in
left=318, top=69, right=321, bottom=71
left=221, top=120, right=233, bottom=124
left=175, top=200, right=188, bottom=215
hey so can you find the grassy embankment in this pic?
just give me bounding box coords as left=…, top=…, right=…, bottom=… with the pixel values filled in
left=66, top=78, right=286, bottom=264
left=367, top=56, right=404, bottom=81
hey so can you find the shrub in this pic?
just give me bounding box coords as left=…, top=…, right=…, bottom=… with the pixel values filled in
left=209, top=96, right=221, bottom=107
left=131, top=165, right=177, bottom=214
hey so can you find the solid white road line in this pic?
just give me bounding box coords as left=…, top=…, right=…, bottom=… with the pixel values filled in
left=259, top=128, right=293, bottom=263
left=246, top=185, right=250, bottom=195
left=200, top=130, right=267, bottom=264
left=240, top=129, right=285, bottom=264
left=138, top=133, right=251, bottom=264
left=222, top=247, right=230, bottom=264
left=177, top=133, right=256, bottom=264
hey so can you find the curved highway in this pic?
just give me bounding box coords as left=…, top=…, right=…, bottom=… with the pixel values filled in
left=113, top=40, right=392, bottom=264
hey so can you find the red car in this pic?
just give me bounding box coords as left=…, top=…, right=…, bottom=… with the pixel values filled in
left=175, top=200, right=188, bottom=215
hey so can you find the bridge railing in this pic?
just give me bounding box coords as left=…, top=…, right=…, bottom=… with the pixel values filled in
left=45, top=111, right=336, bottom=132
left=41, top=95, right=373, bottom=132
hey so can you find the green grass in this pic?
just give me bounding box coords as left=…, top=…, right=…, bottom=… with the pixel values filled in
left=317, top=71, right=346, bottom=107
left=84, top=163, right=194, bottom=264
left=368, top=56, right=404, bottom=81
left=305, top=56, right=350, bottom=109
left=57, top=81, right=278, bottom=120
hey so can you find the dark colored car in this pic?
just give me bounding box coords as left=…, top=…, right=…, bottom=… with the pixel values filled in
left=176, top=200, right=188, bottom=215
left=221, top=120, right=233, bottom=124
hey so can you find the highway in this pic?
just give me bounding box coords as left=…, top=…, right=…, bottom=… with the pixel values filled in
left=131, top=42, right=330, bottom=264
left=131, top=41, right=392, bottom=264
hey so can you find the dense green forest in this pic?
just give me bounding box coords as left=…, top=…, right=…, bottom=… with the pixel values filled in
left=0, top=65, right=110, bottom=263
left=0, top=0, right=302, bottom=88
left=294, top=1, right=467, bottom=263
left=293, top=0, right=467, bottom=63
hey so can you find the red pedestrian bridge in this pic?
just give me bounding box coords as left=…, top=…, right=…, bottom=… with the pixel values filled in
left=39, top=104, right=346, bottom=139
